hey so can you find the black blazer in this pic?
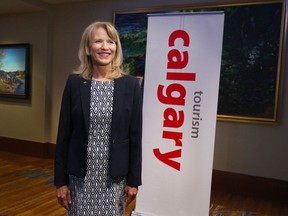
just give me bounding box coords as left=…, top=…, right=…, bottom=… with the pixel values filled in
left=54, top=74, right=142, bottom=187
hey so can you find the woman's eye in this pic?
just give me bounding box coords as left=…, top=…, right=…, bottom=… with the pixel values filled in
left=92, top=39, right=115, bottom=45
left=108, top=40, right=115, bottom=44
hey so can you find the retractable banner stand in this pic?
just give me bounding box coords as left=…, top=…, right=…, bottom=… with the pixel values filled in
left=132, top=12, right=225, bottom=216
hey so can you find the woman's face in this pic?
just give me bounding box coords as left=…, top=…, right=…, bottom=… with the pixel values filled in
left=89, top=27, right=117, bottom=67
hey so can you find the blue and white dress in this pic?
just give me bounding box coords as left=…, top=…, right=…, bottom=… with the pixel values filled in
left=68, top=80, right=126, bottom=216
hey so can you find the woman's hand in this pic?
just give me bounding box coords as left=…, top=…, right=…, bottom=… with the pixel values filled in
left=125, top=185, right=138, bottom=207
left=56, top=185, right=72, bottom=210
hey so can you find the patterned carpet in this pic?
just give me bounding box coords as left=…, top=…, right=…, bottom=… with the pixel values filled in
left=125, top=202, right=266, bottom=216
left=209, top=204, right=267, bottom=216
left=210, top=213, right=263, bottom=216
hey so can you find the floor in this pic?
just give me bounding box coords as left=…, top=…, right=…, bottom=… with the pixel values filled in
left=0, top=151, right=287, bottom=216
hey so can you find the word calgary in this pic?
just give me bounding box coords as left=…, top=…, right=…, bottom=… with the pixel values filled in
left=153, top=29, right=197, bottom=171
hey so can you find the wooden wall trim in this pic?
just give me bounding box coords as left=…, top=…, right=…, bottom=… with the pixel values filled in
left=0, top=136, right=56, bottom=159
left=211, top=170, right=288, bottom=203
left=0, top=136, right=287, bottom=203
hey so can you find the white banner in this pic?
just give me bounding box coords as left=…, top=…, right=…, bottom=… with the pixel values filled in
left=133, top=12, right=224, bottom=216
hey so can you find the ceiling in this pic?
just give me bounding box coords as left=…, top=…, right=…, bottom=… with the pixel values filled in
left=0, top=0, right=96, bottom=15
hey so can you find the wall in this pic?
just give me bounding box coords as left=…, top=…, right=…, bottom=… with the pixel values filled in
left=0, top=0, right=287, bottom=181
left=0, top=12, right=49, bottom=143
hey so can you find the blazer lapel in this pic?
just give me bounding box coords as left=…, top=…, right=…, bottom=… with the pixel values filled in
left=80, top=78, right=91, bottom=134
left=111, top=77, right=125, bottom=136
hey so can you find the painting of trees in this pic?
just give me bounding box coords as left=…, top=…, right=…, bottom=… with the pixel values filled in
left=114, top=1, right=284, bottom=123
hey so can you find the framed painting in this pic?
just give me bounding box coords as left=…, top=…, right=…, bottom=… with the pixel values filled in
left=113, top=0, right=285, bottom=124
left=0, top=43, right=30, bottom=99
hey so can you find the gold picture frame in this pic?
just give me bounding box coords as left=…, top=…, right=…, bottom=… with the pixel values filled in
left=113, top=0, right=286, bottom=124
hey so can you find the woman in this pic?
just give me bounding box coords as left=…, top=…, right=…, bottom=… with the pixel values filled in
left=54, top=21, right=142, bottom=216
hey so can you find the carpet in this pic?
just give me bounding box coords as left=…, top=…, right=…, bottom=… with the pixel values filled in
left=126, top=202, right=267, bottom=216
left=209, top=204, right=266, bottom=216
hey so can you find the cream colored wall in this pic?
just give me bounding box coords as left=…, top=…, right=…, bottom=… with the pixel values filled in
left=0, top=0, right=288, bottom=181
left=0, top=12, right=49, bottom=143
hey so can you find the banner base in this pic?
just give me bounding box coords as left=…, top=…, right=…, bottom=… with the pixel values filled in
left=131, top=211, right=151, bottom=216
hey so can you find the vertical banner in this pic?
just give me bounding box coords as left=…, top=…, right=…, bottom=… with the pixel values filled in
left=132, top=12, right=225, bottom=216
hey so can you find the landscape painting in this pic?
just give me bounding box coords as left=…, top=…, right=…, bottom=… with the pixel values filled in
left=113, top=0, right=285, bottom=124
left=0, top=44, right=30, bottom=99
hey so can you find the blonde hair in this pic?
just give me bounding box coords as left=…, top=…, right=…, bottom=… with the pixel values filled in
left=74, top=21, right=126, bottom=80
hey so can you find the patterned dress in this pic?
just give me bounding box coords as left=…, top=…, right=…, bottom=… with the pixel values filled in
left=68, top=80, right=126, bottom=216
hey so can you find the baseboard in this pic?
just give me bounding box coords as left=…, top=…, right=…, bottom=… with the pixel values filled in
left=0, top=136, right=56, bottom=159
left=211, top=169, right=288, bottom=203
left=0, top=136, right=287, bottom=203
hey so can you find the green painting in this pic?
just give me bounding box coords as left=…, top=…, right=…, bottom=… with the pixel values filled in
left=114, top=1, right=284, bottom=124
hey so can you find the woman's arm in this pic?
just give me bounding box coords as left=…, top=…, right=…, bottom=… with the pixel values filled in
left=127, top=77, right=143, bottom=187
left=54, top=76, right=73, bottom=186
